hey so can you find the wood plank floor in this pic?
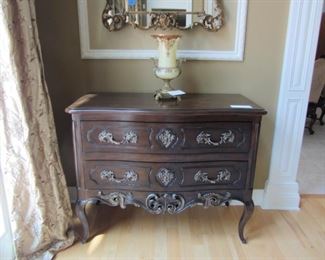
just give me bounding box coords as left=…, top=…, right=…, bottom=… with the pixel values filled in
left=56, top=197, right=325, bottom=260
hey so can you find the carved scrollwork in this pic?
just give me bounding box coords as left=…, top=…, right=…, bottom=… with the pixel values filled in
left=97, top=191, right=137, bottom=209
left=199, top=3, right=223, bottom=31
left=150, top=13, right=177, bottom=30
left=102, top=4, right=126, bottom=31
left=98, top=130, right=137, bottom=145
left=197, top=192, right=231, bottom=208
left=194, top=169, right=231, bottom=184
left=156, top=128, right=177, bottom=149
left=100, top=169, right=138, bottom=184
left=146, top=193, right=185, bottom=214
left=196, top=130, right=235, bottom=146
left=156, top=168, right=175, bottom=187
left=96, top=191, right=232, bottom=213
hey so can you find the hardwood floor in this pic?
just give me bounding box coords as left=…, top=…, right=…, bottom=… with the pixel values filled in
left=57, top=197, right=325, bottom=260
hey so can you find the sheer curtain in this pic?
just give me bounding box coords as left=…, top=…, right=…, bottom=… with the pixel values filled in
left=0, top=0, right=74, bottom=259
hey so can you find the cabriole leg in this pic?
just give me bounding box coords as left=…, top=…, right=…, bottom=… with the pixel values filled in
left=319, top=107, right=325, bottom=125
left=238, top=200, right=254, bottom=244
left=308, top=114, right=316, bottom=134
left=76, top=199, right=90, bottom=243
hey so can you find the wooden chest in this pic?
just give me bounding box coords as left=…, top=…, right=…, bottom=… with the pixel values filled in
left=66, top=93, right=267, bottom=243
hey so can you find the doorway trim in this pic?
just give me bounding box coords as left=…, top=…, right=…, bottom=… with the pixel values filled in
left=0, top=167, right=14, bottom=259
left=262, top=0, right=324, bottom=210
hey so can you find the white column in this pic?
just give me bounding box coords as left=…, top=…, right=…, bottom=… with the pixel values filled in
left=262, top=0, right=324, bottom=210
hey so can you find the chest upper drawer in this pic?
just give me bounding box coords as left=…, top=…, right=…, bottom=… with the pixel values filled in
left=80, top=121, right=252, bottom=153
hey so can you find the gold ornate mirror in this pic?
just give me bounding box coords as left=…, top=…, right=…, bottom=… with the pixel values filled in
left=102, top=0, right=224, bottom=32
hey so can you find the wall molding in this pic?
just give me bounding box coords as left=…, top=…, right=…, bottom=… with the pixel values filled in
left=77, top=0, right=248, bottom=60
left=262, top=0, right=324, bottom=210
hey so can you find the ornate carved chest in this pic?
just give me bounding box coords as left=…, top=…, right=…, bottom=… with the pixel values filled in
left=66, top=93, right=267, bottom=243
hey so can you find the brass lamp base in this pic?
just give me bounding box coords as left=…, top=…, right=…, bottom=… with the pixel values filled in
left=154, top=91, right=181, bottom=101
left=153, top=66, right=182, bottom=101
left=154, top=80, right=181, bottom=101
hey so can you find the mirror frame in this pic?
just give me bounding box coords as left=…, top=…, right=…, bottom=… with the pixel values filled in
left=102, top=0, right=224, bottom=32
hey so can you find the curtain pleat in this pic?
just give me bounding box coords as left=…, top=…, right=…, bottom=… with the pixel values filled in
left=0, top=0, right=75, bottom=259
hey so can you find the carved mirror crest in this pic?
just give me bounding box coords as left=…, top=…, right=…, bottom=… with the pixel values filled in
left=102, top=0, right=224, bottom=32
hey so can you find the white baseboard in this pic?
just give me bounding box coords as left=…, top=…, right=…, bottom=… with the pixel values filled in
left=252, top=189, right=264, bottom=206
left=262, top=180, right=300, bottom=210
left=68, top=186, right=264, bottom=207
left=229, top=189, right=264, bottom=206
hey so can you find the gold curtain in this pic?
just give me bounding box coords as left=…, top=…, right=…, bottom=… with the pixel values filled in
left=0, top=0, right=74, bottom=259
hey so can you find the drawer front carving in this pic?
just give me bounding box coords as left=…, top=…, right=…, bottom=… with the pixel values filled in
left=182, top=123, right=251, bottom=153
left=84, top=162, right=151, bottom=189
left=156, top=128, right=178, bottom=149
left=98, top=129, right=137, bottom=145
left=194, top=169, right=231, bottom=184
left=180, top=162, right=247, bottom=188
left=81, top=121, right=151, bottom=152
left=84, top=161, right=246, bottom=190
left=100, top=169, right=138, bottom=184
left=156, top=168, right=176, bottom=187
left=196, top=130, right=235, bottom=146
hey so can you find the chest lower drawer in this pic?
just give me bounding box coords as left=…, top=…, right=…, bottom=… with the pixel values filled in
left=81, top=121, right=252, bottom=154
left=83, top=161, right=248, bottom=191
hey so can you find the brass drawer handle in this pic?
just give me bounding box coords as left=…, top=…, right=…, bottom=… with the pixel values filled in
left=98, top=130, right=137, bottom=145
left=196, top=130, right=234, bottom=146
left=194, top=169, right=231, bottom=184
left=100, top=169, right=138, bottom=184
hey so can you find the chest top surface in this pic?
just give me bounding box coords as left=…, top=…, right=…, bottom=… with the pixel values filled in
left=66, top=93, right=266, bottom=115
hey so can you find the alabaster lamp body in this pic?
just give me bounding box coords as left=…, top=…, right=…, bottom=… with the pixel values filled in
left=152, top=34, right=181, bottom=100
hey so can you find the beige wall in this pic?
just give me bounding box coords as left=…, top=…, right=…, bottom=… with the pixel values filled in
left=35, top=0, right=289, bottom=188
